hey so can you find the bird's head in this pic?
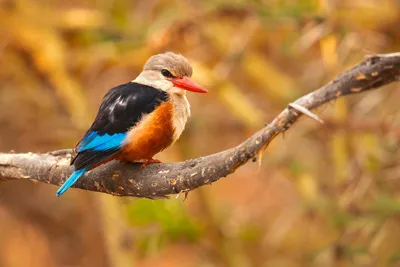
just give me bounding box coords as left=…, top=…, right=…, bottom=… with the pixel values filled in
left=134, top=52, right=208, bottom=95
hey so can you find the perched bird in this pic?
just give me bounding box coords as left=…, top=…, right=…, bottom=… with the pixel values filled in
left=56, top=52, right=208, bottom=197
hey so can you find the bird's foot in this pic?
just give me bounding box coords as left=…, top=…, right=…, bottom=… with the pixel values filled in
left=141, top=158, right=162, bottom=168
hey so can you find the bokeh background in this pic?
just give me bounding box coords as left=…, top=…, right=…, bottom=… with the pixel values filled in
left=1, top=0, right=400, bottom=266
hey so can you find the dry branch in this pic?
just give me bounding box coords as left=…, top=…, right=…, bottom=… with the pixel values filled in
left=1, top=53, right=400, bottom=198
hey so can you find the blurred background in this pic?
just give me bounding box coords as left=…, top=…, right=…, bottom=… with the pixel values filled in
left=0, top=0, right=400, bottom=266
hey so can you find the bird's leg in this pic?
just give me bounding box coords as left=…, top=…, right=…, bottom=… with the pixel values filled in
left=141, top=158, right=162, bottom=168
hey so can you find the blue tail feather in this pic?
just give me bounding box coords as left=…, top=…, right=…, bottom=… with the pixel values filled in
left=56, top=168, right=88, bottom=197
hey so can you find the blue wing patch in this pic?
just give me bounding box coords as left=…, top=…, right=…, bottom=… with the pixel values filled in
left=78, top=132, right=127, bottom=152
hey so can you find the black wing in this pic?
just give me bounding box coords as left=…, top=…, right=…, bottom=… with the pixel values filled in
left=71, top=82, right=169, bottom=170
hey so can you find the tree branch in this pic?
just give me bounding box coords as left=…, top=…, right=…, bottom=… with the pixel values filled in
left=1, top=53, right=400, bottom=198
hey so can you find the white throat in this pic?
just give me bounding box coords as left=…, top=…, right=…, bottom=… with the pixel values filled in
left=170, top=93, right=190, bottom=143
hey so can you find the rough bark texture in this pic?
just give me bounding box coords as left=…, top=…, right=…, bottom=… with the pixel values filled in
left=1, top=53, right=400, bottom=198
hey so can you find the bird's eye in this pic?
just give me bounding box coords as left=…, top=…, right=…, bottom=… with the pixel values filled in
left=161, top=69, right=174, bottom=78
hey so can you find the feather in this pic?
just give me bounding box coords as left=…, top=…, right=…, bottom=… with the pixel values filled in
left=77, top=132, right=126, bottom=152
left=57, top=82, right=168, bottom=196
left=56, top=168, right=88, bottom=197
left=70, top=82, right=168, bottom=171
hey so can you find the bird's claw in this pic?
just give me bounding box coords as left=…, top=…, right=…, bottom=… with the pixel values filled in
left=141, top=158, right=162, bottom=168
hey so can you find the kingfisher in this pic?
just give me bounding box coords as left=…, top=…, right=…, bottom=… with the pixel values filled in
left=56, top=52, right=208, bottom=197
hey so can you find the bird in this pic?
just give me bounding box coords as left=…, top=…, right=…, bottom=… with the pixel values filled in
left=56, top=52, right=208, bottom=197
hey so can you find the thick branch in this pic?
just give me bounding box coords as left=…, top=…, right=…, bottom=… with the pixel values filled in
left=1, top=53, right=400, bottom=198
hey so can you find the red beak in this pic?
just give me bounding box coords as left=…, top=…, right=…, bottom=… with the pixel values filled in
left=169, top=76, right=208, bottom=93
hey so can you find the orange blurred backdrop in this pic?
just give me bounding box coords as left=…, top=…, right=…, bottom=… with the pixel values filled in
left=1, top=0, right=400, bottom=266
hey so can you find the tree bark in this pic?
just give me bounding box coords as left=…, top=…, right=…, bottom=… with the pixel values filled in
left=1, top=53, right=399, bottom=198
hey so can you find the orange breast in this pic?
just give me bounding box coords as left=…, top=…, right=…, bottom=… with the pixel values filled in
left=117, top=101, right=175, bottom=162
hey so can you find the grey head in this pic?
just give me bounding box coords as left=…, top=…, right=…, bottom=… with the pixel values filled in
left=144, top=52, right=193, bottom=78
left=134, top=52, right=207, bottom=94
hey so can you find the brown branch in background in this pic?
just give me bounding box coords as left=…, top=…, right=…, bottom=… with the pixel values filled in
left=0, top=53, right=399, bottom=198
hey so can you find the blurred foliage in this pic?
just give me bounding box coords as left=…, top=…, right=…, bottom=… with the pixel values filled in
left=0, top=0, right=400, bottom=267
left=127, top=199, right=202, bottom=245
